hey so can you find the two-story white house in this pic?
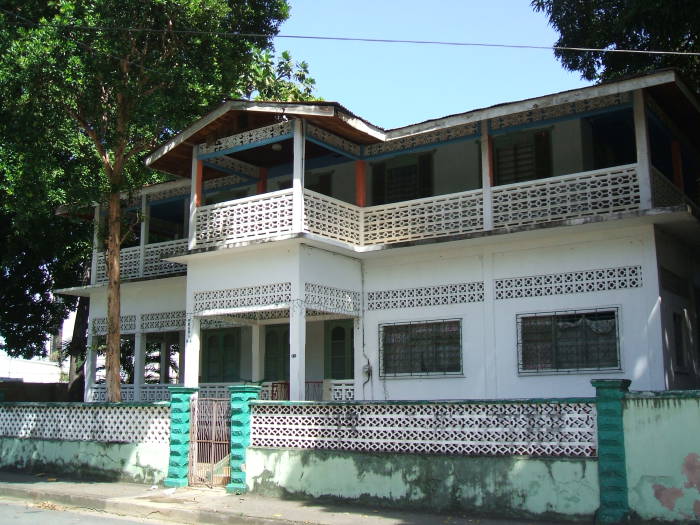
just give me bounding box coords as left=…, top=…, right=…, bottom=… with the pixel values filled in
left=59, top=70, right=700, bottom=402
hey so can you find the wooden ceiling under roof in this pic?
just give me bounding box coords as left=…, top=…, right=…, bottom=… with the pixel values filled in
left=148, top=104, right=381, bottom=179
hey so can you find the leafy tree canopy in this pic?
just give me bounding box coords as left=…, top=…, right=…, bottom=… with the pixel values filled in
left=533, top=0, right=700, bottom=92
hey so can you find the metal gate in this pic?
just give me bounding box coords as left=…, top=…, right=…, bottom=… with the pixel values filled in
left=188, top=396, right=231, bottom=486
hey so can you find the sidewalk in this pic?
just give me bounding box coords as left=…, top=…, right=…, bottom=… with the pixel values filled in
left=0, top=471, right=575, bottom=525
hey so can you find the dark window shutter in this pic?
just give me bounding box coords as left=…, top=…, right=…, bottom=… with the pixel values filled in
left=418, top=153, right=433, bottom=198
left=534, top=130, right=552, bottom=180
left=372, top=162, right=386, bottom=205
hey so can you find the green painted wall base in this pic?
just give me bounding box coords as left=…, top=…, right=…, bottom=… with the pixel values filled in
left=0, top=437, right=168, bottom=483
left=163, top=477, right=189, bottom=488
left=246, top=447, right=599, bottom=521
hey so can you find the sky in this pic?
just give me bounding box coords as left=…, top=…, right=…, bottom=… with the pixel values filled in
left=275, top=0, right=590, bottom=129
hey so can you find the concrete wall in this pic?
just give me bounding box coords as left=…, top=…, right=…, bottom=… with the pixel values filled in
left=0, top=437, right=168, bottom=483
left=246, top=447, right=599, bottom=521
left=623, top=392, right=700, bottom=522
left=360, top=224, right=664, bottom=400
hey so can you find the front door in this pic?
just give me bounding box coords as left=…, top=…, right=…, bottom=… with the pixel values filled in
left=201, top=328, right=241, bottom=384
left=325, top=320, right=354, bottom=379
left=264, top=324, right=290, bottom=382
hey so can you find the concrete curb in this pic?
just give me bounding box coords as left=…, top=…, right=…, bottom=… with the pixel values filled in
left=0, top=484, right=303, bottom=525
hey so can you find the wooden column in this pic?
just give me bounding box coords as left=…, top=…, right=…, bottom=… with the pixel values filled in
left=355, top=160, right=367, bottom=207
left=633, top=90, right=653, bottom=209
left=257, top=167, right=268, bottom=194
left=480, top=120, right=494, bottom=230
left=188, top=147, right=203, bottom=250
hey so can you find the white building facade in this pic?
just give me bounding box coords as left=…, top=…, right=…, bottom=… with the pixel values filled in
left=59, top=70, right=700, bottom=402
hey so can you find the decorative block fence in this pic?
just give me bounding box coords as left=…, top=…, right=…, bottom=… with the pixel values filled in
left=0, top=402, right=170, bottom=483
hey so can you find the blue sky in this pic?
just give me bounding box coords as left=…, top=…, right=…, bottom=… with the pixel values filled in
left=276, top=1, right=590, bottom=129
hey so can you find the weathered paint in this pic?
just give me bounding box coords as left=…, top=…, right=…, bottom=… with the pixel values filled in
left=164, top=386, right=197, bottom=488
left=245, top=448, right=599, bottom=520
left=624, top=393, right=700, bottom=522
left=0, top=437, right=168, bottom=483
left=226, top=385, right=261, bottom=494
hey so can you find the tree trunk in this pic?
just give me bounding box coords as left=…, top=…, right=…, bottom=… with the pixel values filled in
left=67, top=294, right=89, bottom=399
left=106, top=191, right=122, bottom=402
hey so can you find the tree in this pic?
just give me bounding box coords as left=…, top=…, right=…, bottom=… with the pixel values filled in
left=532, top=1, right=700, bottom=93
left=0, top=0, right=308, bottom=401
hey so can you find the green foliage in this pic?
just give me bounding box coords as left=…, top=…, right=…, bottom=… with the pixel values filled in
left=240, top=49, right=319, bottom=101
left=533, top=0, right=700, bottom=92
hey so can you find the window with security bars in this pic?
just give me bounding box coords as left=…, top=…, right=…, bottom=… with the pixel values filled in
left=517, top=309, right=620, bottom=374
left=379, top=319, right=462, bottom=376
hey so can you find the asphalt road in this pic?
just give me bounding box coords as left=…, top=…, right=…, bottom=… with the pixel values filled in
left=0, top=501, right=170, bottom=525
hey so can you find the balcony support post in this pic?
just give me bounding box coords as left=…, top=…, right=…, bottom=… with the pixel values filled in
left=178, top=330, right=186, bottom=384
left=633, top=90, right=653, bottom=210
left=250, top=324, right=264, bottom=382
left=480, top=120, right=494, bottom=230
left=183, top=316, right=201, bottom=388
left=257, top=167, right=268, bottom=194
left=289, top=303, right=306, bottom=400
left=139, top=193, right=147, bottom=278
left=84, top=332, right=97, bottom=402
left=292, top=119, right=306, bottom=233
left=355, top=160, right=367, bottom=207
left=188, top=147, right=203, bottom=250
left=134, top=330, right=145, bottom=401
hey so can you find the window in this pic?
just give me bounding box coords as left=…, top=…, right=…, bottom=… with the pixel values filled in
left=493, top=128, right=551, bottom=185
left=517, top=308, right=620, bottom=374
left=371, top=153, right=433, bottom=205
left=379, top=319, right=462, bottom=376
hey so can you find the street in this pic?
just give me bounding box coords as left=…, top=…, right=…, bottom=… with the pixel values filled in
left=0, top=501, right=169, bottom=525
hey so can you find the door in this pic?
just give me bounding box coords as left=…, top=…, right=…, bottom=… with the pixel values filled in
left=201, top=328, right=241, bottom=384
left=264, top=324, right=290, bottom=382
left=324, top=319, right=354, bottom=379
left=189, top=396, right=231, bottom=486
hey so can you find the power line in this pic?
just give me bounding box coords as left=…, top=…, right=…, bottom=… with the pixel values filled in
left=2, top=12, right=699, bottom=58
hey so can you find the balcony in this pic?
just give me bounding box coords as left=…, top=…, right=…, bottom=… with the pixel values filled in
left=93, top=238, right=188, bottom=284
left=193, top=164, right=645, bottom=251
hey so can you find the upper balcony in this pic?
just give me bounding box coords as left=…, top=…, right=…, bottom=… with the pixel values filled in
left=90, top=72, right=700, bottom=285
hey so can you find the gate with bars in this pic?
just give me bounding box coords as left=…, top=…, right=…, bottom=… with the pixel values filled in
left=189, top=396, right=231, bottom=486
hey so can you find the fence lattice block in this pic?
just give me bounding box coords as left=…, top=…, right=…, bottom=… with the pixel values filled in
left=250, top=401, right=597, bottom=457
left=0, top=404, right=170, bottom=444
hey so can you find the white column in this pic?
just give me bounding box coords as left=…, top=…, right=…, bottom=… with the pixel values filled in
left=634, top=89, right=653, bottom=210
left=188, top=146, right=200, bottom=250
left=90, top=204, right=100, bottom=285
left=184, top=316, right=201, bottom=387
left=84, top=332, right=97, bottom=402
left=289, top=304, right=306, bottom=400
left=291, top=119, right=306, bottom=233
left=139, top=194, right=148, bottom=277
left=480, top=120, right=494, bottom=230
left=133, top=331, right=146, bottom=401
left=251, top=324, right=265, bottom=382
left=352, top=317, right=363, bottom=401
left=178, top=330, right=186, bottom=384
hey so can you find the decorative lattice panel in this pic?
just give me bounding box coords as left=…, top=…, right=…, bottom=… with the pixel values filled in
left=306, top=124, right=362, bottom=157
left=489, top=92, right=630, bottom=131
left=204, top=157, right=258, bottom=180
left=250, top=401, right=597, bottom=457
left=198, top=121, right=293, bottom=157
left=145, top=181, right=190, bottom=202
left=141, top=311, right=186, bottom=332
left=143, top=239, right=188, bottom=277
left=0, top=403, right=170, bottom=444
left=88, top=385, right=171, bottom=402
left=305, top=283, right=361, bottom=316
left=368, top=282, right=484, bottom=310
left=303, top=190, right=362, bottom=245
left=195, top=190, right=294, bottom=248
left=495, top=265, right=642, bottom=300
left=492, top=166, right=639, bottom=228
left=91, top=315, right=137, bottom=335
left=193, top=282, right=292, bottom=314
left=95, top=246, right=141, bottom=283
left=365, top=122, right=480, bottom=157
left=330, top=381, right=355, bottom=401
left=651, top=168, right=685, bottom=208
left=363, top=189, right=483, bottom=245
left=199, top=383, right=233, bottom=399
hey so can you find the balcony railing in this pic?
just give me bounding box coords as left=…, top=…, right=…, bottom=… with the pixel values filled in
left=93, top=238, right=188, bottom=284
left=192, top=164, right=642, bottom=250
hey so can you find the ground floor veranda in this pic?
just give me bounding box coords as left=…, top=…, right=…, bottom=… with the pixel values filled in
left=84, top=307, right=358, bottom=403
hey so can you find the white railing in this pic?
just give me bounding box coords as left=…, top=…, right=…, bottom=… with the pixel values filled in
left=195, top=189, right=295, bottom=248
left=303, top=190, right=362, bottom=245
left=87, top=384, right=172, bottom=402
left=492, top=164, right=640, bottom=228
left=651, top=167, right=685, bottom=208
left=328, top=379, right=355, bottom=401
left=0, top=402, right=170, bottom=444
left=250, top=400, right=597, bottom=457
left=94, top=239, right=187, bottom=284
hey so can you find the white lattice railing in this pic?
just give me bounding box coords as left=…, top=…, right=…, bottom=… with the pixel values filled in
left=250, top=400, right=597, bottom=457
left=143, top=239, right=188, bottom=277
left=362, top=189, right=484, bottom=245
left=303, top=190, right=362, bottom=245
left=651, top=167, right=685, bottom=208
left=329, top=380, right=355, bottom=401
left=94, top=245, right=141, bottom=283
left=0, top=402, right=170, bottom=444
left=492, top=164, right=640, bottom=228
left=87, top=384, right=173, bottom=402
left=195, top=189, right=295, bottom=248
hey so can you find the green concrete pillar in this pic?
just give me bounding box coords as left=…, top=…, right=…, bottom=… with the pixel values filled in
left=226, top=385, right=262, bottom=494
left=592, top=379, right=631, bottom=524
left=164, top=386, right=198, bottom=488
